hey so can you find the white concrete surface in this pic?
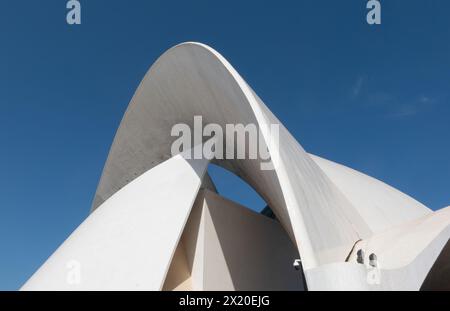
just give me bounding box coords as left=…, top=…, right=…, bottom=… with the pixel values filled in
left=164, top=190, right=303, bottom=291
left=22, top=42, right=450, bottom=291
left=310, top=154, right=430, bottom=233
left=22, top=147, right=209, bottom=290
left=90, top=42, right=378, bottom=269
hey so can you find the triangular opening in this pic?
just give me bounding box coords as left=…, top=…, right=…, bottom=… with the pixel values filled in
left=207, top=163, right=267, bottom=213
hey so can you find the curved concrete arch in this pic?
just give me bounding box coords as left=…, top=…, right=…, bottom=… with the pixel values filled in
left=92, top=42, right=376, bottom=269
left=22, top=42, right=449, bottom=291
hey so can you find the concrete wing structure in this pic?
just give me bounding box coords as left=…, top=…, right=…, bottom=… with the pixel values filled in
left=22, top=42, right=450, bottom=291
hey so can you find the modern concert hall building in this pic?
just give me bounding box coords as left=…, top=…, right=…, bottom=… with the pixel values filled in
left=22, top=43, right=450, bottom=291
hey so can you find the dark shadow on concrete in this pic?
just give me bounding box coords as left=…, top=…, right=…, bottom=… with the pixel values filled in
left=420, top=240, right=450, bottom=290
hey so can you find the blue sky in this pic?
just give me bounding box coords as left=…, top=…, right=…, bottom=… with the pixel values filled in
left=1, top=0, right=449, bottom=290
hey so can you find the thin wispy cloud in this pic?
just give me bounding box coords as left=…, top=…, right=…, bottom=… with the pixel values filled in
left=385, top=104, right=419, bottom=119
left=361, top=90, right=436, bottom=119
left=385, top=95, right=436, bottom=119
left=419, top=96, right=430, bottom=104
left=351, top=75, right=366, bottom=99
left=419, top=95, right=432, bottom=104
left=366, top=91, right=395, bottom=107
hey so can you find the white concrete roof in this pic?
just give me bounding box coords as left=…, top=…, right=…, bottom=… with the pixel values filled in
left=91, top=42, right=431, bottom=268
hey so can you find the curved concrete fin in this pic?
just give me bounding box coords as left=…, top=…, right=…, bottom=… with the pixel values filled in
left=22, top=151, right=209, bottom=290
left=309, top=154, right=430, bottom=233
left=90, top=42, right=374, bottom=268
